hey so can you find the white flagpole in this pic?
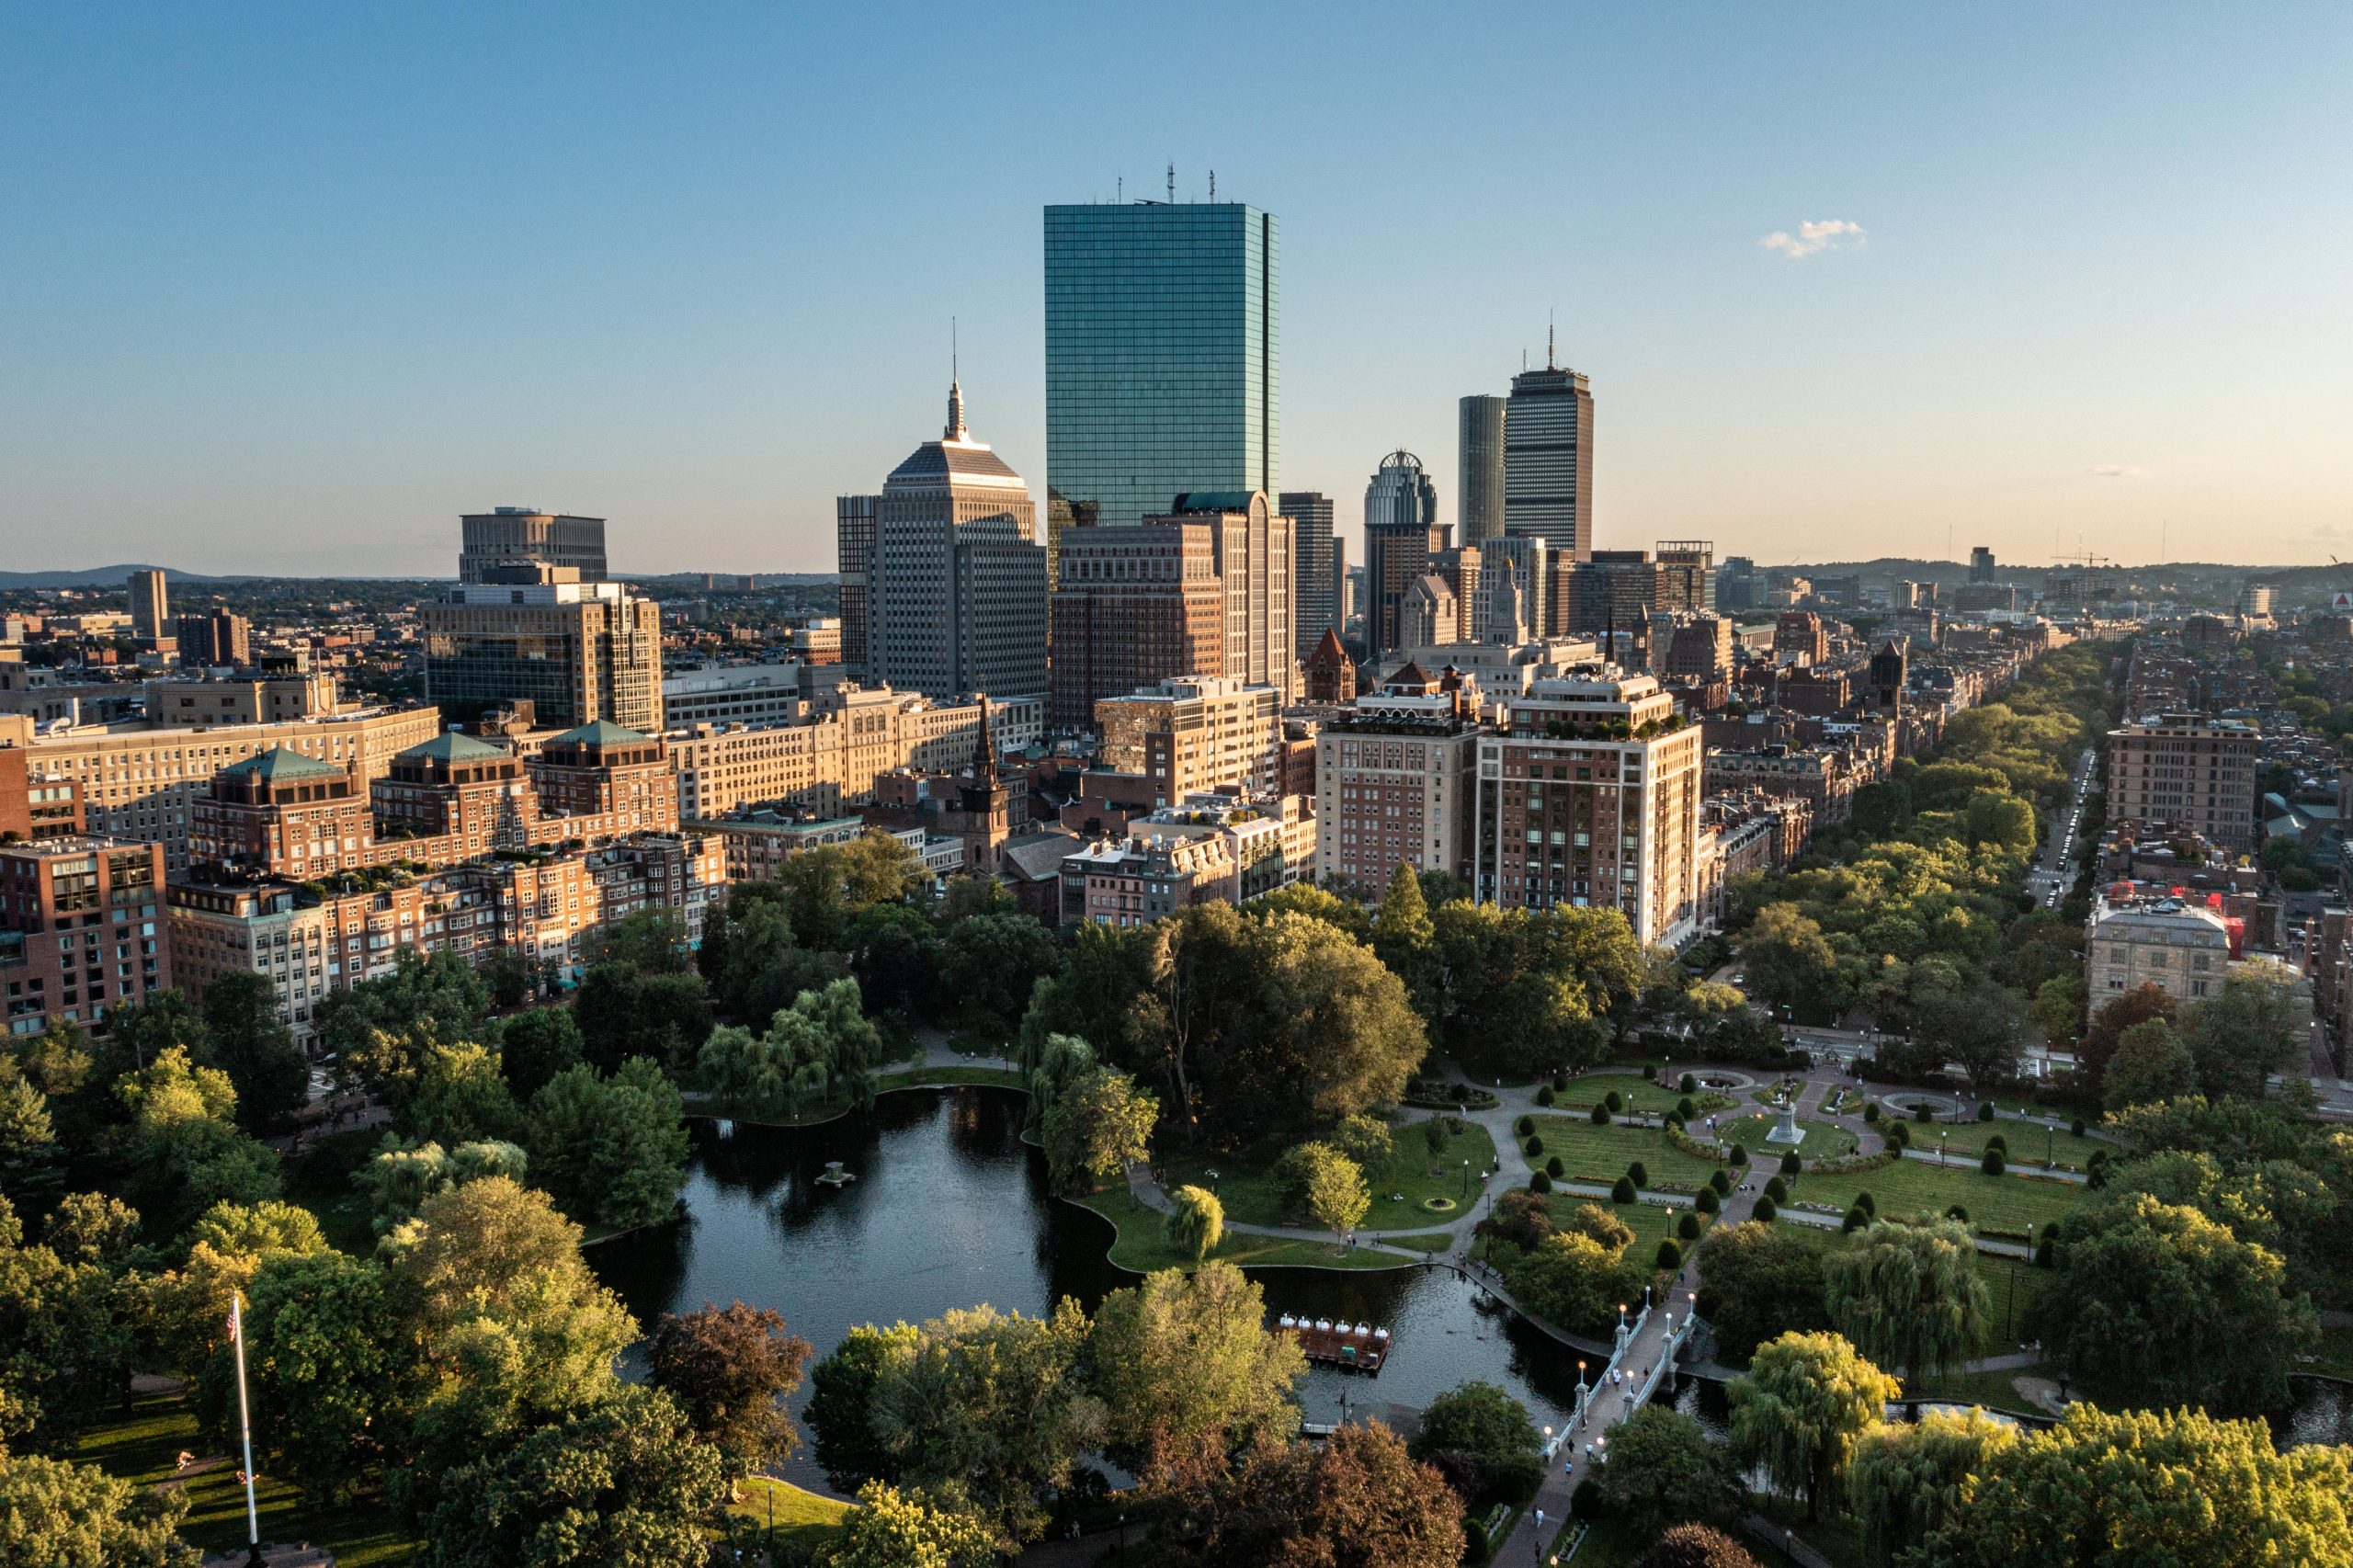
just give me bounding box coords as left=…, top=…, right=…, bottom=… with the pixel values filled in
left=232, top=1290, right=263, bottom=1566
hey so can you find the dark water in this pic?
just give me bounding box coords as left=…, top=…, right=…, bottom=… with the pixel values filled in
left=590, top=1086, right=1596, bottom=1492
left=587, top=1085, right=2349, bottom=1493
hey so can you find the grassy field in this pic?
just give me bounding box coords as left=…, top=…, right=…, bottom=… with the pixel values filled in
left=1160, top=1116, right=1497, bottom=1233
left=2305, top=1325, right=2353, bottom=1381
left=76, top=1392, right=417, bottom=1566
left=1380, top=1230, right=1462, bottom=1253
left=725, top=1475, right=850, bottom=1555
left=1781, top=1157, right=2092, bottom=1238
left=1909, top=1118, right=2111, bottom=1169
left=1547, top=1071, right=1669, bottom=1111
left=877, top=1063, right=1025, bottom=1090
left=1065, top=1189, right=1417, bottom=1273
left=1519, top=1114, right=1724, bottom=1189
left=1714, top=1113, right=1859, bottom=1163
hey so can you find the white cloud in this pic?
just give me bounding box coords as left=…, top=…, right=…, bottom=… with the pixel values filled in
left=2088, top=464, right=2143, bottom=478
left=1760, top=219, right=1866, bottom=258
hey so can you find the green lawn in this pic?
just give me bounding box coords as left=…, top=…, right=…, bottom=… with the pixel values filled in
left=1911, top=1119, right=2111, bottom=1170
left=1780, top=1157, right=2092, bottom=1238
left=1160, top=1116, right=1497, bottom=1233
left=1381, top=1230, right=1462, bottom=1253
left=725, top=1475, right=850, bottom=1556
left=1065, top=1190, right=1416, bottom=1273
left=76, top=1392, right=417, bottom=1566
left=2304, top=1326, right=2353, bottom=1381
left=1714, top=1113, right=1859, bottom=1163
left=1548, top=1071, right=1668, bottom=1111
left=1518, top=1114, right=1724, bottom=1190
left=1907, top=1361, right=2062, bottom=1415
left=877, top=1063, right=1025, bottom=1090
left=1557, top=1517, right=1654, bottom=1568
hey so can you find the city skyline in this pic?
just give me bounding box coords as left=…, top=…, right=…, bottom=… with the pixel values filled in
left=6, top=5, right=2351, bottom=576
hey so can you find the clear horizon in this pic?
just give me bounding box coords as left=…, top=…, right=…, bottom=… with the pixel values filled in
left=5, top=3, right=2349, bottom=577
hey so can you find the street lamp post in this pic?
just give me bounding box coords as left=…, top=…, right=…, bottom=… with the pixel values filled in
left=1461, top=1158, right=1470, bottom=1199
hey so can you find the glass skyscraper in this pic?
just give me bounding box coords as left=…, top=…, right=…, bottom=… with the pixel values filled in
left=1043, top=202, right=1279, bottom=533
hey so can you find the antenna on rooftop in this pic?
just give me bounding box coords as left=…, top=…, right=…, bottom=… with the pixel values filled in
left=1209, top=169, right=1216, bottom=199
left=1548, top=312, right=1555, bottom=369
left=1167, top=163, right=1176, bottom=204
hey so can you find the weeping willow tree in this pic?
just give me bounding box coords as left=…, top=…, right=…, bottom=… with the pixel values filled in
left=694, top=977, right=885, bottom=1119
left=1845, top=1407, right=2019, bottom=1563
left=1729, top=1331, right=1900, bottom=1520
left=1822, top=1218, right=1992, bottom=1385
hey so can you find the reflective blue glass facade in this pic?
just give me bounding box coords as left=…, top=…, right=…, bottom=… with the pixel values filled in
left=1043, top=202, right=1279, bottom=530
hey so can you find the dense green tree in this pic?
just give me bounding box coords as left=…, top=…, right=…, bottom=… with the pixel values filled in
left=698, top=976, right=888, bottom=1120
left=144, top=1199, right=330, bottom=1379
left=418, top=1383, right=724, bottom=1568
left=357, top=1136, right=528, bottom=1233
left=1142, top=1420, right=1464, bottom=1568
left=1040, top=1065, right=1156, bottom=1197
left=1428, top=901, right=1636, bottom=1076
left=574, top=964, right=713, bottom=1076
left=409, top=1039, right=524, bottom=1145
left=1477, top=1187, right=1554, bottom=1255
left=1637, top=1524, right=1761, bottom=1568
left=646, top=1301, right=812, bottom=1482
left=525, top=1058, right=689, bottom=1232
left=1506, top=1229, right=1644, bottom=1337
left=104, top=991, right=208, bottom=1074
left=1165, top=1184, right=1223, bottom=1265
left=1371, top=861, right=1438, bottom=1011
left=1276, top=1141, right=1368, bottom=1240
left=1590, top=1404, right=1736, bottom=1537
left=846, top=900, right=943, bottom=1018
left=1251, top=881, right=1372, bottom=941
left=2075, top=983, right=2177, bottom=1099
left=941, top=912, right=1063, bottom=1032
left=1086, top=1263, right=1304, bottom=1470
left=228, top=1249, right=406, bottom=1501
left=1961, top=789, right=2037, bottom=852
left=494, top=1006, right=585, bottom=1102
left=0, top=1071, right=59, bottom=1219
left=1823, top=1219, right=1990, bottom=1384
left=805, top=1322, right=921, bottom=1493
left=1728, top=1331, right=1899, bottom=1520
left=2109, top=1145, right=2344, bottom=1291
left=193, top=971, right=310, bottom=1134
left=709, top=896, right=848, bottom=1028
left=43, top=1191, right=139, bottom=1267
left=2177, top=965, right=2306, bottom=1101
left=480, top=946, right=542, bottom=1008
left=315, top=948, right=489, bottom=1066
left=814, top=1482, right=996, bottom=1568
left=0, top=1439, right=197, bottom=1567
left=2035, top=1192, right=2316, bottom=1412
left=2101, top=1017, right=2197, bottom=1110
left=1845, top=1407, right=2019, bottom=1564
left=1407, top=1380, right=1542, bottom=1510
left=114, top=1047, right=281, bottom=1236
left=1326, top=1111, right=1394, bottom=1177
left=0, top=1197, right=133, bottom=1445
left=774, top=833, right=926, bottom=948
left=587, top=909, right=690, bottom=974
left=1913, top=1404, right=2353, bottom=1567
left=1696, top=1221, right=1832, bottom=1362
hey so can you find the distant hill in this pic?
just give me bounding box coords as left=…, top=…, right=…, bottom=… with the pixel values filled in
left=0, top=564, right=248, bottom=589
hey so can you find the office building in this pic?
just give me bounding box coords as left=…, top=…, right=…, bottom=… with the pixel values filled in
left=1043, top=200, right=1279, bottom=530
left=868, top=381, right=1048, bottom=704
left=459, top=509, right=608, bottom=584
left=128, top=570, right=169, bottom=642
left=1458, top=395, right=1506, bottom=543
left=835, top=494, right=880, bottom=674
left=1504, top=341, right=1595, bottom=560
left=1363, top=450, right=1447, bottom=654
left=1096, top=676, right=1282, bottom=807
left=1717, top=556, right=1762, bottom=612
left=667, top=689, right=1038, bottom=822
left=1281, top=491, right=1340, bottom=656
left=175, top=610, right=253, bottom=668
left=1171, top=491, right=1295, bottom=704
left=2107, top=714, right=2260, bottom=852
left=1049, top=516, right=1223, bottom=728
left=1561, top=551, right=1662, bottom=637
left=662, top=664, right=825, bottom=730
left=1, top=835, right=168, bottom=1036
left=424, top=569, right=665, bottom=733
left=1654, top=541, right=1715, bottom=614
left=1474, top=536, right=1549, bottom=644
left=1970, top=546, right=1996, bottom=584
left=1773, top=611, right=1829, bottom=665
left=1472, top=673, right=1705, bottom=947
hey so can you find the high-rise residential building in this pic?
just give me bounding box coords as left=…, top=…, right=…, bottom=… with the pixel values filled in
left=1717, top=556, right=1762, bottom=612
left=1314, top=665, right=1482, bottom=889
left=1654, top=541, right=1715, bottom=614
left=459, top=509, right=608, bottom=584
left=1562, top=551, right=1665, bottom=637
left=1472, top=672, right=1705, bottom=946
left=835, top=494, right=880, bottom=675
left=1458, top=395, right=1506, bottom=543
left=1096, top=676, right=1282, bottom=808
left=868, top=381, right=1049, bottom=704
left=1362, top=451, right=1447, bottom=654
left=1281, top=491, right=1339, bottom=656
left=1043, top=201, right=1279, bottom=531
left=1969, top=546, right=1996, bottom=583
left=424, top=567, right=664, bottom=734
left=0, top=835, right=168, bottom=1036
left=1170, top=491, right=1294, bottom=705
left=1048, top=516, right=1223, bottom=728
left=1504, top=340, right=1595, bottom=561
left=128, top=570, right=169, bottom=642
left=175, top=610, right=253, bottom=668
left=2107, top=713, right=2259, bottom=852
left=1772, top=610, right=1829, bottom=665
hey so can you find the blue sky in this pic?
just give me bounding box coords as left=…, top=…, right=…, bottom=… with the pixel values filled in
left=5, top=3, right=2349, bottom=575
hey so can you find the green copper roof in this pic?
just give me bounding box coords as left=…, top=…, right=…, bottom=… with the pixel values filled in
left=546, top=719, right=652, bottom=746
left=395, top=731, right=510, bottom=765
left=217, top=746, right=344, bottom=782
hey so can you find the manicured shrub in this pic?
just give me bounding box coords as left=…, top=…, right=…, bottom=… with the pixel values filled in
left=1842, top=1206, right=1870, bottom=1233
left=1678, top=1073, right=1697, bottom=1095
left=1547, top=1155, right=1564, bottom=1178
left=1590, top=1101, right=1610, bottom=1126
left=1611, top=1176, right=1637, bottom=1205
left=1779, top=1150, right=1802, bottom=1176
left=1655, top=1240, right=1682, bottom=1269
left=1677, top=1096, right=1697, bottom=1121
left=1863, top=1100, right=1881, bottom=1123
left=1516, top=1114, right=1535, bottom=1137
left=1677, top=1211, right=1701, bottom=1241
left=1981, top=1148, right=2006, bottom=1176
left=2034, top=1234, right=2056, bottom=1267
left=1728, top=1142, right=1748, bottom=1167
left=1627, top=1162, right=1649, bottom=1188
left=1529, top=1169, right=1553, bottom=1194
left=1553, top=1074, right=1570, bottom=1092
left=1525, top=1135, right=1544, bottom=1157
left=1977, top=1102, right=1995, bottom=1121
left=1753, top=1195, right=1779, bottom=1222
left=1763, top=1176, right=1787, bottom=1203
left=2070, top=1118, right=2086, bottom=1138
left=1695, top=1187, right=1720, bottom=1215
left=1604, top=1090, right=1623, bottom=1113
left=1945, top=1203, right=1970, bottom=1223
left=1886, top=1121, right=1910, bottom=1149
left=1710, top=1169, right=1732, bottom=1196
left=1914, top=1103, right=1933, bottom=1123
left=1986, top=1133, right=2006, bottom=1154
left=1535, top=1085, right=1556, bottom=1108
left=1855, top=1190, right=1876, bottom=1215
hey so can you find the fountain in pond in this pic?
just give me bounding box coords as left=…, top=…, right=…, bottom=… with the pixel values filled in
left=814, top=1160, right=856, bottom=1187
